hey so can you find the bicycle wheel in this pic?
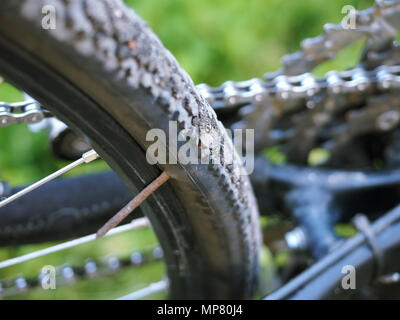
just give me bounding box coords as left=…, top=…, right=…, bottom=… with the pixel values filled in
left=0, top=0, right=261, bottom=299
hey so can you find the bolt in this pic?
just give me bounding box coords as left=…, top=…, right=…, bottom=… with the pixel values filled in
left=285, top=227, right=308, bottom=251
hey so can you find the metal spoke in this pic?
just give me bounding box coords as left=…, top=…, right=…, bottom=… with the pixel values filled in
left=0, top=83, right=168, bottom=299
left=96, top=171, right=170, bottom=238
left=116, top=279, right=168, bottom=300
left=0, top=149, right=99, bottom=209
left=0, top=217, right=149, bottom=270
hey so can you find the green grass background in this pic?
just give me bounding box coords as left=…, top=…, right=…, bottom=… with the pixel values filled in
left=0, top=0, right=372, bottom=299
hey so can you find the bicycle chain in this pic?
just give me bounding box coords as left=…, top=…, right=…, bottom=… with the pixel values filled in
left=281, top=0, right=400, bottom=75
left=2, top=65, right=400, bottom=128
left=0, top=100, right=49, bottom=127
left=0, top=245, right=164, bottom=298
left=197, top=64, right=400, bottom=110
left=197, top=1, right=400, bottom=108
left=2, top=2, right=400, bottom=124
left=197, top=1, right=400, bottom=164
left=1, top=2, right=400, bottom=128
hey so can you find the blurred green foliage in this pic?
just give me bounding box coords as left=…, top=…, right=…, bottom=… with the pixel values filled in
left=126, top=0, right=371, bottom=84
left=0, top=0, right=374, bottom=299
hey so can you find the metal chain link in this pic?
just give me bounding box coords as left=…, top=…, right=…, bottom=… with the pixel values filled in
left=0, top=245, right=164, bottom=298
left=197, top=0, right=400, bottom=111
left=2, top=64, right=400, bottom=127
left=197, top=64, right=400, bottom=110
left=196, top=1, right=400, bottom=160
left=281, top=0, right=400, bottom=75
left=2, top=64, right=400, bottom=125
left=0, top=100, right=48, bottom=127
left=0, top=1, right=399, bottom=123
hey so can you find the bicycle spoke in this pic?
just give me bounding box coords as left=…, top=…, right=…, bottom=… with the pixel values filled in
left=116, top=279, right=168, bottom=300
left=0, top=217, right=149, bottom=270
left=0, top=149, right=99, bottom=209
left=96, top=171, right=170, bottom=238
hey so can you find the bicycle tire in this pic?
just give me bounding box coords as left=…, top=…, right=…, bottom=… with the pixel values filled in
left=0, top=0, right=261, bottom=299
